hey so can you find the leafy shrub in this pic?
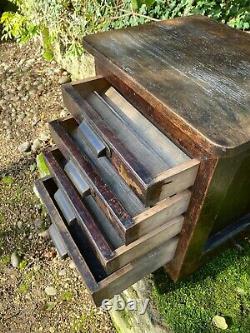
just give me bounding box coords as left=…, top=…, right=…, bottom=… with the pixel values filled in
left=1, top=0, right=249, bottom=60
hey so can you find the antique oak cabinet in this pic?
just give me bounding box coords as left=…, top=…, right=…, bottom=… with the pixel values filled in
left=36, top=16, right=250, bottom=306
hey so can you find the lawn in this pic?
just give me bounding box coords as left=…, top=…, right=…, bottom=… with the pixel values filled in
left=152, top=240, right=250, bottom=332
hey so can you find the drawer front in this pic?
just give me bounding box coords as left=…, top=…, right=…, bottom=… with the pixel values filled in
left=35, top=176, right=179, bottom=306
left=48, top=123, right=191, bottom=245
left=62, top=77, right=199, bottom=206
left=44, top=148, right=188, bottom=273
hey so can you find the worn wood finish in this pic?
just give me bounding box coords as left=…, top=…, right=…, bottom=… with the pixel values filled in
left=49, top=119, right=134, bottom=242
left=50, top=121, right=191, bottom=244
left=90, top=16, right=250, bottom=280
left=35, top=177, right=101, bottom=292
left=95, top=61, right=220, bottom=280
left=167, top=148, right=250, bottom=279
left=85, top=15, right=250, bottom=156
left=44, top=149, right=115, bottom=267
left=40, top=158, right=184, bottom=272
left=104, top=87, right=188, bottom=165
left=62, top=79, right=199, bottom=205
left=36, top=176, right=179, bottom=305
left=106, top=215, right=183, bottom=273
left=35, top=16, right=250, bottom=292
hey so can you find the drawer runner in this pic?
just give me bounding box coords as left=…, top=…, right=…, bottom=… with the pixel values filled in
left=62, top=77, right=200, bottom=206
left=35, top=176, right=179, bottom=306
left=44, top=148, right=187, bottom=273
left=45, top=143, right=190, bottom=246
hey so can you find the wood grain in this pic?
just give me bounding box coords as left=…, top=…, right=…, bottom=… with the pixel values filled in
left=62, top=80, right=199, bottom=205
left=44, top=149, right=115, bottom=266
left=49, top=119, right=134, bottom=242
left=49, top=122, right=192, bottom=245
left=84, top=15, right=250, bottom=155
left=36, top=176, right=179, bottom=306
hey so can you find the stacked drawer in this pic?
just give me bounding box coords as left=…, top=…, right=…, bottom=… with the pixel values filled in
left=35, top=76, right=199, bottom=306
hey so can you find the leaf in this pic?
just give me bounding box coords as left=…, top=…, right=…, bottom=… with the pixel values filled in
left=43, top=49, right=54, bottom=62
left=61, top=290, right=73, bottom=302
left=212, top=315, right=228, bottom=330
left=144, top=0, right=156, bottom=8
left=131, top=0, right=140, bottom=11
left=19, top=259, right=28, bottom=271
left=1, top=175, right=14, bottom=185
left=36, top=153, right=50, bottom=178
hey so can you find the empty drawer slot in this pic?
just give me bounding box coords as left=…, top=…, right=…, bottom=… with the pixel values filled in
left=35, top=176, right=179, bottom=305
left=49, top=123, right=191, bottom=245
left=44, top=149, right=185, bottom=273
left=62, top=77, right=199, bottom=205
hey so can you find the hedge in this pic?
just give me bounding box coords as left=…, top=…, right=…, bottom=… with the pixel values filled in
left=1, top=1, right=249, bottom=61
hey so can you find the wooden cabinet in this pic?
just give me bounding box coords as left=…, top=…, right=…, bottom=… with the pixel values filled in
left=36, top=16, right=250, bottom=306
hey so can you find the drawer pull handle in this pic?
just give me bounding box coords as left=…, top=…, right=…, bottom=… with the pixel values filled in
left=64, top=160, right=90, bottom=197
left=49, top=223, right=68, bottom=259
left=78, top=121, right=106, bottom=157
left=54, top=189, right=76, bottom=224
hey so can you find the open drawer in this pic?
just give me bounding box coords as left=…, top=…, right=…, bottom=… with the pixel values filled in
left=47, top=124, right=191, bottom=245
left=62, top=76, right=200, bottom=206
left=44, top=148, right=186, bottom=273
left=35, top=176, right=179, bottom=306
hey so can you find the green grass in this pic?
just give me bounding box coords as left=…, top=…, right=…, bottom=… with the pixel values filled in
left=152, top=241, right=250, bottom=333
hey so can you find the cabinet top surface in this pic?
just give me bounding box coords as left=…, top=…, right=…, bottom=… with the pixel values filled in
left=84, top=16, right=250, bottom=153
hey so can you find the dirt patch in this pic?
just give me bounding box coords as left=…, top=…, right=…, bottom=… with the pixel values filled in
left=0, top=41, right=114, bottom=333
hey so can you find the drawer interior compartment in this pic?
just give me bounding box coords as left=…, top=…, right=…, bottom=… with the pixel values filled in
left=62, top=77, right=199, bottom=205
left=44, top=148, right=186, bottom=273
left=35, top=176, right=179, bottom=306
left=48, top=123, right=191, bottom=245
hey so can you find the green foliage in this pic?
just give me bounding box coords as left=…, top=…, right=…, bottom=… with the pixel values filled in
left=152, top=241, right=250, bottom=333
left=19, top=259, right=28, bottom=271
left=0, top=10, right=37, bottom=43
left=0, top=255, right=10, bottom=267
left=36, top=153, right=50, bottom=178
left=61, top=290, right=73, bottom=302
left=1, top=0, right=249, bottom=60
left=129, top=0, right=250, bottom=30
left=131, top=0, right=155, bottom=11
left=1, top=175, right=14, bottom=185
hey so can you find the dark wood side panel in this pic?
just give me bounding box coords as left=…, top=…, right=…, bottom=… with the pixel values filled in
left=168, top=149, right=250, bottom=279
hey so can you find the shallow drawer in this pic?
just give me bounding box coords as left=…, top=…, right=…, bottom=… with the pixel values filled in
left=44, top=148, right=186, bottom=273
left=47, top=124, right=191, bottom=245
left=35, top=176, right=179, bottom=306
left=62, top=76, right=200, bottom=206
